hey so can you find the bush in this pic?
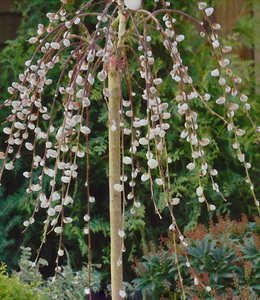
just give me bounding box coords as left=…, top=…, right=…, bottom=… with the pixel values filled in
left=133, top=215, right=260, bottom=299
left=0, top=263, right=45, bottom=300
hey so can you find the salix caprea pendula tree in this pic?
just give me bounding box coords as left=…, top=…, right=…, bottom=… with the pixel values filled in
left=0, top=0, right=259, bottom=298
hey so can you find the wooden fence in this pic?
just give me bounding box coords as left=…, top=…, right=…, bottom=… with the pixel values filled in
left=0, top=0, right=21, bottom=51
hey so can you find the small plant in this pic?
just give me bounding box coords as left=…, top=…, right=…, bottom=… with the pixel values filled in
left=0, top=263, right=46, bottom=300
left=133, top=215, right=260, bottom=299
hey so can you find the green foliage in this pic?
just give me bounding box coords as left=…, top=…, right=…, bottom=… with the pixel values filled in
left=0, top=263, right=46, bottom=300
left=43, top=265, right=101, bottom=300
left=0, top=184, right=29, bottom=269
left=133, top=215, right=260, bottom=299
left=132, top=248, right=178, bottom=299
left=88, top=135, right=108, bottom=157
left=14, top=247, right=102, bottom=300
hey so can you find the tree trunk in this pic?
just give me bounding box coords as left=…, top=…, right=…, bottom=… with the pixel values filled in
left=108, top=5, right=126, bottom=298
left=108, top=61, right=123, bottom=299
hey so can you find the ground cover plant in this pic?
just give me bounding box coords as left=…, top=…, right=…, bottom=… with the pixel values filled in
left=0, top=0, right=259, bottom=298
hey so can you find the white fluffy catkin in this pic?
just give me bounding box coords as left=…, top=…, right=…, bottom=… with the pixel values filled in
left=124, top=0, right=142, bottom=10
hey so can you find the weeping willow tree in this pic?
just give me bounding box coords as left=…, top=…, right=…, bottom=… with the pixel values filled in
left=0, top=0, right=259, bottom=298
